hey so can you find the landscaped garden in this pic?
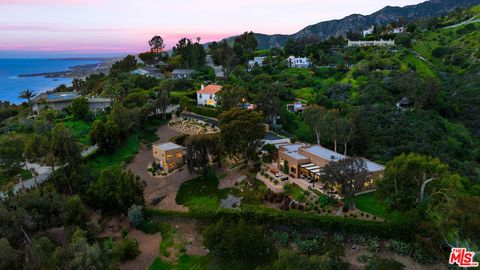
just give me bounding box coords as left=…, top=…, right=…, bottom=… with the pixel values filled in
left=168, top=117, right=219, bottom=135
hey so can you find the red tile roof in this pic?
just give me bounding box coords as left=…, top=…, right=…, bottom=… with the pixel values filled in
left=197, top=84, right=222, bottom=94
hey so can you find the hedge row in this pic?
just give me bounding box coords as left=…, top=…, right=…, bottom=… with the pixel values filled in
left=144, top=205, right=414, bottom=241
left=179, top=96, right=219, bottom=118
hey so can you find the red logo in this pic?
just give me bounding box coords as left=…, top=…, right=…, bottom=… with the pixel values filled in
left=449, top=248, right=478, bottom=268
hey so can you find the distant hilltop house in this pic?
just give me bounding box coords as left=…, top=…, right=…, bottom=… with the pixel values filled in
left=286, top=101, right=307, bottom=113
left=277, top=143, right=384, bottom=189
left=362, top=26, right=374, bottom=37
left=152, top=142, right=184, bottom=173
left=248, top=56, right=267, bottom=69
left=171, top=69, right=195, bottom=80
left=197, top=84, right=222, bottom=107
left=32, top=92, right=111, bottom=113
left=347, top=39, right=395, bottom=47
left=392, top=26, right=405, bottom=34
left=130, top=67, right=164, bottom=79
left=287, top=56, right=311, bottom=68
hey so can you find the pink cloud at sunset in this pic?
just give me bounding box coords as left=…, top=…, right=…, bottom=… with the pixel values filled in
left=0, top=0, right=425, bottom=56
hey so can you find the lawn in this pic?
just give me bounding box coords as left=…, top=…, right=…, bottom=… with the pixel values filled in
left=283, top=183, right=307, bottom=202
left=149, top=255, right=208, bottom=270
left=86, top=135, right=140, bottom=173
left=355, top=191, right=388, bottom=219
left=175, top=171, right=225, bottom=209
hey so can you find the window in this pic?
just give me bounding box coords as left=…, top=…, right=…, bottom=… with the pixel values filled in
left=166, top=154, right=173, bottom=159
left=176, top=152, right=183, bottom=158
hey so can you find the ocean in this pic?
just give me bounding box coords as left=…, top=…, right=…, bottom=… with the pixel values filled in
left=0, top=58, right=100, bottom=104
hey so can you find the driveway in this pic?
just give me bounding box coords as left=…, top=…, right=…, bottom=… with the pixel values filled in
left=126, top=124, right=193, bottom=212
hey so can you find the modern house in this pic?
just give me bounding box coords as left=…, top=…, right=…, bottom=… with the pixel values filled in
left=287, top=56, right=311, bottom=68
left=347, top=40, right=395, bottom=47
left=248, top=57, right=266, bottom=69
left=286, top=101, right=307, bottom=113
left=171, top=69, right=195, bottom=79
left=131, top=67, right=164, bottom=79
left=152, top=142, right=184, bottom=173
left=277, top=143, right=384, bottom=188
left=196, top=84, right=222, bottom=107
left=32, top=92, right=111, bottom=113
left=362, top=26, right=374, bottom=37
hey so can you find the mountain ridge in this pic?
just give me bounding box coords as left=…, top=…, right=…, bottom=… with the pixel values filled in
left=218, top=0, right=480, bottom=49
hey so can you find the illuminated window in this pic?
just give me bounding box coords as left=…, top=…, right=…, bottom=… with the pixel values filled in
left=176, top=152, right=183, bottom=158
left=168, top=163, right=175, bottom=168
left=166, top=154, right=173, bottom=159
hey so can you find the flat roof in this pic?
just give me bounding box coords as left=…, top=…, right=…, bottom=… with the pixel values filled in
left=155, top=142, right=183, bottom=151
left=281, top=144, right=304, bottom=152
left=303, top=145, right=345, bottom=162
left=284, top=151, right=308, bottom=161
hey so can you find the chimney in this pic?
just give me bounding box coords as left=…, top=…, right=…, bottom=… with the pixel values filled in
left=201, top=84, right=205, bottom=90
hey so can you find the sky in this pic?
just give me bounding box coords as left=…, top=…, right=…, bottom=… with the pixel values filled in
left=0, top=0, right=426, bottom=57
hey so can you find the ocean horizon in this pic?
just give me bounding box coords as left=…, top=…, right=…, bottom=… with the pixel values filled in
left=0, top=58, right=101, bottom=104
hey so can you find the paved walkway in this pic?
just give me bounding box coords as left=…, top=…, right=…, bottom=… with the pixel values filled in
left=0, top=145, right=99, bottom=199
left=444, top=16, right=480, bottom=29
left=126, top=125, right=193, bottom=212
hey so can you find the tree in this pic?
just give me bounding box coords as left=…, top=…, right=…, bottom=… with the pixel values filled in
left=30, top=236, right=59, bottom=270
left=110, top=55, right=137, bottom=73
left=89, top=120, right=120, bottom=153
left=217, top=84, right=247, bottom=111
left=376, top=153, right=462, bottom=212
left=0, top=135, right=24, bottom=177
left=51, top=124, right=82, bottom=172
left=219, top=108, right=265, bottom=164
left=303, top=105, right=327, bottom=145
left=64, top=195, right=89, bottom=229
left=0, top=238, right=20, bottom=270
left=185, top=134, right=221, bottom=176
left=172, top=38, right=206, bottom=69
left=88, top=167, right=145, bottom=214
left=70, top=96, right=90, bottom=120
left=154, top=80, right=172, bottom=118
left=108, top=102, right=132, bottom=140
left=203, top=218, right=274, bottom=267
left=322, top=157, right=368, bottom=209
left=61, top=229, right=111, bottom=269
left=72, top=78, right=86, bottom=94
left=19, top=89, right=35, bottom=109
left=255, top=86, right=280, bottom=128
left=149, top=35, right=165, bottom=53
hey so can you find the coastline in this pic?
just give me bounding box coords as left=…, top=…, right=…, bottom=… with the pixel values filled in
left=17, top=57, right=121, bottom=79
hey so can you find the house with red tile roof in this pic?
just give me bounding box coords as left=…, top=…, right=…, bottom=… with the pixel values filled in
left=196, top=84, right=222, bottom=107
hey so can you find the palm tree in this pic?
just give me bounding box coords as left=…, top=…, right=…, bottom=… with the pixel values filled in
left=19, top=89, right=35, bottom=109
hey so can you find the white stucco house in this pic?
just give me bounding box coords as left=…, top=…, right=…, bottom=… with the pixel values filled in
left=362, top=26, right=374, bottom=37
left=287, top=56, right=311, bottom=68
left=196, top=84, right=222, bottom=107
left=248, top=56, right=267, bottom=69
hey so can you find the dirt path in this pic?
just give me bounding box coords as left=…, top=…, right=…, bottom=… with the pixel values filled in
left=120, top=230, right=162, bottom=270
left=127, top=124, right=193, bottom=212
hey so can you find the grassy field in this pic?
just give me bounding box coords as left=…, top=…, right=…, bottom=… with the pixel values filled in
left=176, top=172, right=225, bottom=208
left=283, top=183, right=307, bottom=203
left=87, top=135, right=140, bottom=173
left=355, top=191, right=388, bottom=219
left=149, top=255, right=207, bottom=270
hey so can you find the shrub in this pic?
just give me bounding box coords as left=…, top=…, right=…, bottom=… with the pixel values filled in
left=386, top=239, right=410, bottom=256
left=127, top=205, right=144, bottom=228
left=272, top=231, right=289, bottom=247
left=365, top=257, right=405, bottom=270
left=120, top=227, right=129, bottom=238
left=113, top=239, right=140, bottom=261
left=343, top=204, right=350, bottom=213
